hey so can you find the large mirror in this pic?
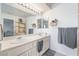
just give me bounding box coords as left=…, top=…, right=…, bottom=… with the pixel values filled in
left=37, top=19, right=48, bottom=28
left=3, top=18, right=14, bottom=37
left=1, top=4, right=30, bottom=37
left=37, top=19, right=43, bottom=28
left=43, top=20, right=48, bottom=28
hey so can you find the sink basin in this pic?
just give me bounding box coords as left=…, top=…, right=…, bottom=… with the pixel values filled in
left=11, top=39, right=26, bottom=44
left=16, top=37, right=22, bottom=39
left=9, top=35, right=45, bottom=44
left=10, top=42, right=21, bottom=44
left=10, top=37, right=27, bottom=44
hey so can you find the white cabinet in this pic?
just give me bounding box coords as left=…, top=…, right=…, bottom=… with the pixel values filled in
left=7, top=43, right=32, bottom=56
left=44, top=37, right=49, bottom=50
left=28, top=49, right=32, bottom=56
left=31, top=47, right=37, bottom=56
left=39, top=37, right=49, bottom=56
left=20, top=51, right=28, bottom=56
left=0, top=36, right=49, bottom=56
left=28, top=47, right=37, bottom=56
left=0, top=51, right=8, bottom=56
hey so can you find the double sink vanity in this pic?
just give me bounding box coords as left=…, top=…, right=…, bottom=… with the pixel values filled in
left=0, top=35, right=49, bottom=56
left=0, top=3, right=51, bottom=56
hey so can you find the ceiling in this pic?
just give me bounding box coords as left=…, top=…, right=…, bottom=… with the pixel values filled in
left=1, top=4, right=35, bottom=18
left=46, top=3, right=61, bottom=9
left=22, top=3, right=61, bottom=14
left=1, top=3, right=60, bottom=18
left=28, top=3, right=50, bottom=13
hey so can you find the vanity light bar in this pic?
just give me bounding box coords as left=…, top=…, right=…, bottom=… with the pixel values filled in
left=17, top=3, right=41, bottom=14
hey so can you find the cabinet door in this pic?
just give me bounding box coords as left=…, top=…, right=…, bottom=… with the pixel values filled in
left=28, top=49, right=32, bottom=56
left=20, top=51, right=28, bottom=56
left=0, top=51, right=8, bottom=56
left=32, top=48, right=37, bottom=56
left=7, top=43, right=32, bottom=56
left=28, top=47, right=37, bottom=56
left=39, top=38, right=49, bottom=56
left=45, top=37, right=49, bottom=48
left=44, top=38, right=49, bottom=50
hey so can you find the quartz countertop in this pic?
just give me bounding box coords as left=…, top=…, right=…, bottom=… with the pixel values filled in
left=0, top=34, right=49, bottom=51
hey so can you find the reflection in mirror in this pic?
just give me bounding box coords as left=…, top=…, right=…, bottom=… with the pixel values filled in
left=28, top=28, right=34, bottom=34
left=37, top=19, right=48, bottom=28
left=3, top=18, right=14, bottom=37
left=37, top=19, right=43, bottom=28
left=43, top=20, right=48, bottom=28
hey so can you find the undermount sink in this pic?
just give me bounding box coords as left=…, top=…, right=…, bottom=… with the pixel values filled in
left=16, top=37, right=22, bottom=39
left=10, top=41, right=22, bottom=44
left=9, top=35, right=46, bottom=44
left=10, top=37, right=24, bottom=44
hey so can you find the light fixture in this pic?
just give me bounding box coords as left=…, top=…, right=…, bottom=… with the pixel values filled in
left=50, top=19, right=58, bottom=26
left=32, top=23, right=36, bottom=28
left=17, top=3, right=41, bottom=14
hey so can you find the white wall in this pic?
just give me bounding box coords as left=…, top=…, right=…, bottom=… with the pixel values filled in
left=27, top=3, right=78, bottom=56
left=44, top=3, right=78, bottom=27
left=43, top=3, right=78, bottom=56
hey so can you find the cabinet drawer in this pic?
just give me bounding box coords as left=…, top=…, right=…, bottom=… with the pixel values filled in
left=43, top=37, right=49, bottom=41
left=28, top=47, right=37, bottom=56
left=20, top=51, right=28, bottom=56
left=0, top=51, right=8, bottom=56
left=32, top=41, right=37, bottom=47
left=7, top=43, right=32, bottom=56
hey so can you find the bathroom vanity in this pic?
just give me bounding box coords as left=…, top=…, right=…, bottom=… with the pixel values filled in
left=0, top=35, right=49, bottom=56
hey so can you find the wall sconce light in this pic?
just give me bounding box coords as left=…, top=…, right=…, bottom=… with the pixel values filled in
left=17, top=3, right=41, bottom=14
left=19, top=18, right=23, bottom=23
left=50, top=19, right=58, bottom=26
left=32, top=23, right=36, bottom=28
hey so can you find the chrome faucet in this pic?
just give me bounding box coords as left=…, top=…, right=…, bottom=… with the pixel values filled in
left=38, top=32, right=42, bottom=36
left=17, top=37, right=22, bottom=39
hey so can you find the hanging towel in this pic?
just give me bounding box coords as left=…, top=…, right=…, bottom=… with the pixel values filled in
left=58, top=28, right=77, bottom=49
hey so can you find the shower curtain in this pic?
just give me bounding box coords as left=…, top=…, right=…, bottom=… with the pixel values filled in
left=58, top=28, right=77, bottom=49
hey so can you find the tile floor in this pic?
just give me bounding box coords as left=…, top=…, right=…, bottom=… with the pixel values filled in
left=42, top=49, right=65, bottom=56
left=54, top=52, right=65, bottom=56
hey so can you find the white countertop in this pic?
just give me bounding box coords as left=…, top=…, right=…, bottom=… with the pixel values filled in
left=0, top=34, right=49, bottom=51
